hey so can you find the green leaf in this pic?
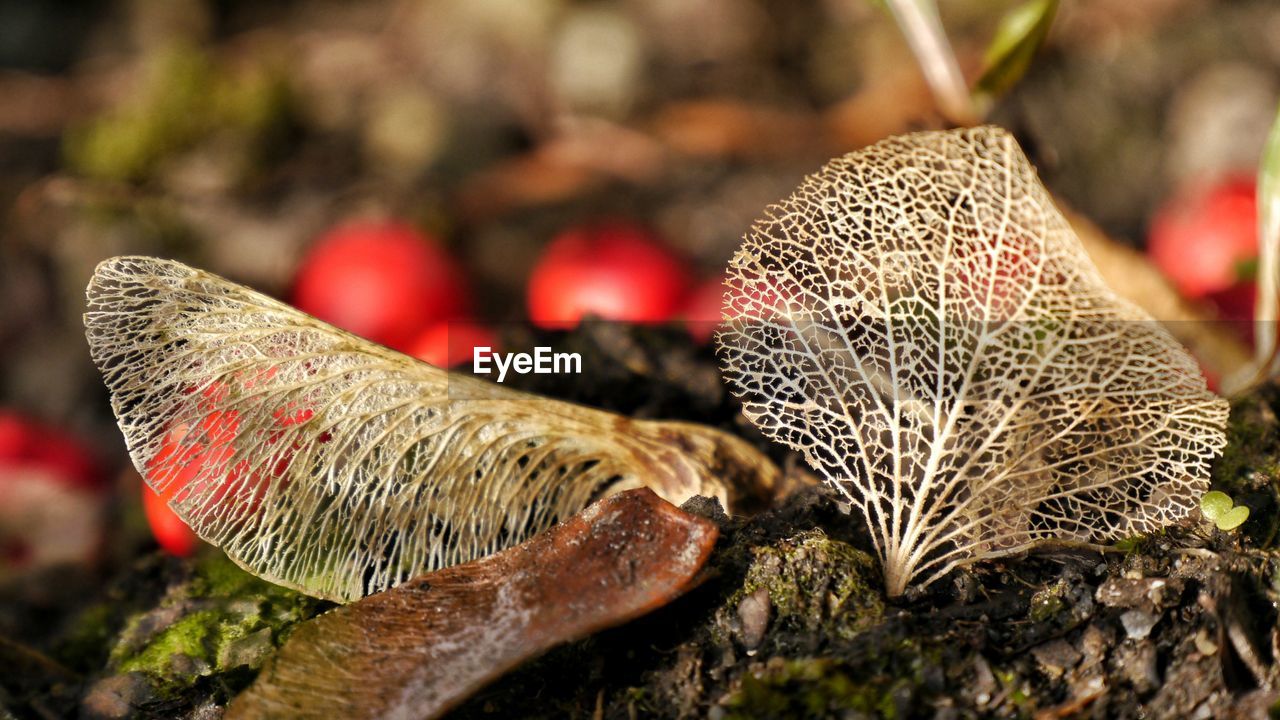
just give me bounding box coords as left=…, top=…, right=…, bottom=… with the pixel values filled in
left=973, top=0, right=1058, bottom=105
left=1200, top=490, right=1234, bottom=521
left=1216, top=504, right=1250, bottom=531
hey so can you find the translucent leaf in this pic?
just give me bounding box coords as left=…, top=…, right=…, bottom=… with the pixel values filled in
left=1200, top=490, right=1233, bottom=522
left=85, top=257, right=777, bottom=602
left=717, top=126, right=1229, bottom=597
left=973, top=0, right=1058, bottom=106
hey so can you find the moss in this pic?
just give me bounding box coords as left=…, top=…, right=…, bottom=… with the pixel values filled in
left=116, top=609, right=218, bottom=681
left=729, top=530, right=883, bottom=645
left=64, top=42, right=295, bottom=184
left=720, top=657, right=909, bottom=719
left=191, top=554, right=269, bottom=599
left=993, top=668, right=1031, bottom=707
left=1209, top=393, right=1280, bottom=546
left=64, top=45, right=213, bottom=182
left=106, top=554, right=324, bottom=693
left=619, top=686, right=649, bottom=716
left=1028, top=580, right=1069, bottom=623
left=1214, top=394, right=1280, bottom=491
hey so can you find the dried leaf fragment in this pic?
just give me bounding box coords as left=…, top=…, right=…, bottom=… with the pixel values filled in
left=225, top=488, right=718, bottom=720
left=718, top=126, right=1229, bottom=597
left=84, top=256, right=776, bottom=602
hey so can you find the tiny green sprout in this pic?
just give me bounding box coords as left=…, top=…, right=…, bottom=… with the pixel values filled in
left=1200, top=490, right=1250, bottom=531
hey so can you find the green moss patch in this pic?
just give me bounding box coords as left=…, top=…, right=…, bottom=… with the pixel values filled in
left=727, top=530, right=883, bottom=646
left=107, top=554, right=323, bottom=692
left=720, top=657, right=910, bottom=719
left=64, top=42, right=294, bottom=184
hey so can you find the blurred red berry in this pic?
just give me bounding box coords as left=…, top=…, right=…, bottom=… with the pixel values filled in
left=0, top=411, right=105, bottom=577
left=142, top=481, right=199, bottom=557
left=30, top=431, right=103, bottom=490
left=0, top=413, right=35, bottom=460
left=0, top=410, right=102, bottom=489
left=1148, top=177, right=1258, bottom=305
left=293, top=221, right=471, bottom=351
left=527, top=222, right=692, bottom=330
left=146, top=410, right=243, bottom=503
left=1205, top=280, right=1258, bottom=327
left=409, top=321, right=498, bottom=369
left=682, top=276, right=727, bottom=344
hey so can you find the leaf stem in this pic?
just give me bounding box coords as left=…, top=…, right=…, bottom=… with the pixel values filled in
left=883, top=0, right=978, bottom=126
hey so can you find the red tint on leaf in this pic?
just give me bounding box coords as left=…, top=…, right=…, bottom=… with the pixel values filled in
left=142, top=386, right=334, bottom=557
left=227, top=488, right=719, bottom=720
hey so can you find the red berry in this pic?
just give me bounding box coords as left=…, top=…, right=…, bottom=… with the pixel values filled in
left=682, top=276, right=727, bottom=344
left=142, top=481, right=199, bottom=557
left=28, top=431, right=102, bottom=490
left=147, top=411, right=244, bottom=504
left=409, top=321, right=498, bottom=369
left=0, top=410, right=102, bottom=489
left=1148, top=177, right=1258, bottom=302
left=293, top=221, right=471, bottom=351
left=1205, top=280, right=1258, bottom=325
left=0, top=412, right=36, bottom=460
left=0, top=411, right=106, bottom=575
left=526, top=222, right=692, bottom=330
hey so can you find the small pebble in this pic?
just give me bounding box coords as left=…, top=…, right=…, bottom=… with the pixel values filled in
left=1096, top=576, right=1183, bottom=610
left=971, top=655, right=996, bottom=706
left=1112, top=641, right=1160, bottom=692
left=1031, top=639, right=1083, bottom=678
left=1120, top=609, right=1158, bottom=640
left=1077, top=624, right=1111, bottom=669
left=218, top=627, right=275, bottom=669
left=737, top=587, right=771, bottom=651
left=1193, top=629, right=1218, bottom=656
left=80, top=673, right=153, bottom=720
